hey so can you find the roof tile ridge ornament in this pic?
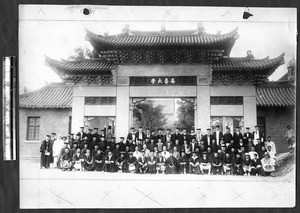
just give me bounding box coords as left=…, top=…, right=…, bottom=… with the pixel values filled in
left=122, top=24, right=130, bottom=36
left=246, top=50, right=255, bottom=60
left=197, top=23, right=205, bottom=34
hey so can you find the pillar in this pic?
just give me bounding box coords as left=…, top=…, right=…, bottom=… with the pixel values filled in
left=197, top=86, right=211, bottom=131
left=115, top=85, right=130, bottom=139
left=71, top=96, right=85, bottom=133
left=243, top=96, right=257, bottom=130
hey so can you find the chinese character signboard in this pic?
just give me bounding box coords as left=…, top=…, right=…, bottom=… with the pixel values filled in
left=130, top=76, right=197, bottom=86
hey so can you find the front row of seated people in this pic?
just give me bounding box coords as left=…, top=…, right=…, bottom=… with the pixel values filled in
left=58, top=146, right=275, bottom=176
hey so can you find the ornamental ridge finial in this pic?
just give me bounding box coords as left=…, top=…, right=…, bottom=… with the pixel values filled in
left=122, top=24, right=130, bottom=35
left=197, top=23, right=205, bottom=34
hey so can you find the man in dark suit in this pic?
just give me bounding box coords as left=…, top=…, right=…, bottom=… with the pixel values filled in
left=78, top=127, right=87, bottom=141
left=40, top=135, right=53, bottom=169
left=181, top=128, right=190, bottom=143
left=86, top=128, right=93, bottom=143
left=252, top=125, right=264, bottom=146
left=203, top=128, right=213, bottom=147
left=126, top=127, right=136, bottom=144
left=213, top=125, right=223, bottom=146
left=92, top=128, right=100, bottom=141
left=233, top=127, right=243, bottom=146
left=171, top=127, right=183, bottom=145
left=243, top=127, right=252, bottom=150
left=135, top=126, right=146, bottom=142
left=223, top=127, right=233, bottom=145
left=195, top=128, right=203, bottom=144
left=156, top=128, right=165, bottom=143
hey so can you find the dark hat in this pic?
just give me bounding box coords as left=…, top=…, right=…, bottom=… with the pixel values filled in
left=254, top=125, right=258, bottom=128
left=246, top=127, right=250, bottom=129
left=138, top=126, right=143, bottom=128
left=76, top=133, right=81, bottom=136
left=196, top=128, right=201, bottom=130
left=235, top=127, right=240, bottom=129
left=120, top=137, right=124, bottom=139
left=253, top=152, right=258, bottom=156
left=158, top=128, right=163, bottom=130
left=88, top=128, right=92, bottom=131
left=141, top=150, right=145, bottom=153
left=64, top=141, right=69, bottom=144
left=51, top=132, right=56, bottom=135
left=94, top=127, right=98, bottom=130
left=101, top=129, right=105, bottom=132
left=215, top=125, right=220, bottom=128
left=46, top=134, right=51, bottom=137
left=166, top=128, right=170, bottom=131
left=206, top=128, right=211, bottom=130
left=202, top=151, right=208, bottom=155
left=80, top=126, right=84, bottom=128
left=130, top=127, right=135, bottom=130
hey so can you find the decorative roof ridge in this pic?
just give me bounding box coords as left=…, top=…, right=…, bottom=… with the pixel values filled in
left=86, top=26, right=239, bottom=38
left=220, top=53, right=284, bottom=62
left=45, top=55, right=115, bottom=66
left=19, top=82, right=71, bottom=99
left=257, top=80, right=295, bottom=87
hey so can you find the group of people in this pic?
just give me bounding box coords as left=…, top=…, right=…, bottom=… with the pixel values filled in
left=40, top=125, right=279, bottom=176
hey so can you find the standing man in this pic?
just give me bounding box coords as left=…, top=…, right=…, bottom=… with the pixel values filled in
left=78, top=127, right=87, bottom=141
left=243, top=127, right=252, bottom=143
left=265, top=136, right=277, bottom=156
left=223, top=127, right=233, bottom=145
left=164, top=129, right=172, bottom=144
left=136, top=126, right=146, bottom=142
left=252, top=125, right=264, bottom=146
left=213, top=125, right=223, bottom=146
left=286, top=125, right=295, bottom=153
left=156, top=128, right=165, bottom=143
left=126, top=127, right=136, bottom=144
left=92, top=128, right=100, bottom=141
left=171, top=127, right=183, bottom=145
left=196, top=128, right=203, bottom=144
left=233, top=127, right=243, bottom=147
left=203, top=128, right=213, bottom=147
left=40, top=135, right=53, bottom=169
left=86, top=128, right=93, bottom=144
left=181, top=128, right=190, bottom=143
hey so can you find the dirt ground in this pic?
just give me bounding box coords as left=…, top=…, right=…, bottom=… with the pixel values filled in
left=19, top=152, right=295, bottom=208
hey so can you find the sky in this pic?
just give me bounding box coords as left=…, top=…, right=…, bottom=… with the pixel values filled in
left=19, top=5, right=297, bottom=93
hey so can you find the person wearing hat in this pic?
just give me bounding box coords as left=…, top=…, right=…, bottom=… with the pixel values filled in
left=171, top=127, right=183, bottom=145
left=77, top=127, right=87, bottom=141
left=127, top=152, right=138, bottom=173
left=222, top=152, right=233, bottom=175
left=199, top=151, right=212, bottom=175
left=67, top=134, right=74, bottom=148
left=137, top=150, right=148, bottom=174
left=211, top=152, right=223, bottom=175
left=50, top=132, right=57, bottom=143
left=203, top=128, right=213, bottom=147
left=243, top=153, right=252, bottom=175
left=252, top=125, right=264, bottom=146
left=189, top=151, right=200, bottom=174
left=233, top=127, right=243, bottom=147
left=196, top=128, right=203, bottom=144
left=248, top=146, right=257, bottom=160
left=106, top=128, right=115, bottom=143
left=265, top=136, right=276, bottom=156
left=118, top=137, right=126, bottom=152
left=261, top=152, right=275, bottom=176
left=165, top=128, right=172, bottom=144
left=181, top=128, right=190, bottom=143
left=178, top=152, right=188, bottom=174
left=150, top=130, right=157, bottom=142
left=155, top=128, right=164, bottom=143
left=116, top=151, right=127, bottom=173
left=156, top=151, right=166, bottom=174
left=213, top=125, right=223, bottom=146
left=40, top=135, right=53, bottom=169
left=243, top=127, right=252, bottom=149
left=190, top=129, right=196, bottom=141
left=126, top=127, right=136, bottom=144
left=250, top=152, right=262, bottom=176
left=73, top=134, right=81, bottom=148
left=147, top=151, right=157, bottom=174
left=70, top=142, right=79, bottom=156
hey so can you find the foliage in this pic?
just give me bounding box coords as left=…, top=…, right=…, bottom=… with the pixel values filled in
left=173, top=100, right=194, bottom=131
left=133, top=100, right=167, bottom=130
left=67, top=47, right=99, bottom=60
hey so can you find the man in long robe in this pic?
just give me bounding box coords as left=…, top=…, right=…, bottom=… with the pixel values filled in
left=165, top=151, right=177, bottom=174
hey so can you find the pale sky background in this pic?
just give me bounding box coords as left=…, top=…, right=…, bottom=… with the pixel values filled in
left=19, top=5, right=297, bottom=93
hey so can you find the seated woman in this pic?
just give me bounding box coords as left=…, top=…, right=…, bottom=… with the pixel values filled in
left=103, top=150, right=115, bottom=172
left=199, top=152, right=211, bottom=175
left=243, top=153, right=252, bottom=176
left=72, top=148, right=83, bottom=171
left=156, top=151, right=166, bottom=174
left=250, top=152, right=262, bottom=176
left=137, top=150, right=148, bottom=174
left=147, top=151, right=157, bottom=174
left=60, top=148, right=72, bottom=171
left=211, top=152, right=223, bottom=175
left=261, top=152, right=275, bottom=176
left=94, top=149, right=105, bottom=171
left=222, top=152, right=233, bottom=175
left=189, top=152, right=200, bottom=174
left=116, top=152, right=127, bottom=173
left=82, top=149, right=94, bottom=171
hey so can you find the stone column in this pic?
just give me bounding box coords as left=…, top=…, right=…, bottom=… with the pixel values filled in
left=71, top=95, right=85, bottom=133
left=243, top=96, right=257, bottom=130
left=115, top=85, right=130, bottom=139
left=197, top=86, right=211, bottom=131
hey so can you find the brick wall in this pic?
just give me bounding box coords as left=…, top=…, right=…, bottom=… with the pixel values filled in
left=20, top=108, right=72, bottom=159
left=257, top=106, right=295, bottom=154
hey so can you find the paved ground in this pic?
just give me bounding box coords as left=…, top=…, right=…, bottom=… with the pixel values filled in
left=20, top=158, right=295, bottom=209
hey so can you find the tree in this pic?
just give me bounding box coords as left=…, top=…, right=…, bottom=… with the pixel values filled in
left=67, top=47, right=99, bottom=60
left=173, top=100, right=194, bottom=131
left=133, top=100, right=167, bottom=130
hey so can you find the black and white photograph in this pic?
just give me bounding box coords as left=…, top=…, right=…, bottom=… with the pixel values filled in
left=18, top=5, right=296, bottom=208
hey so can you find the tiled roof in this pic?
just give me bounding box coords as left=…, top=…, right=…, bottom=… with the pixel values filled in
left=213, top=54, right=285, bottom=74
left=256, top=82, right=295, bottom=107
left=45, top=56, right=116, bottom=75
left=86, top=27, right=239, bottom=55
left=19, top=83, right=72, bottom=109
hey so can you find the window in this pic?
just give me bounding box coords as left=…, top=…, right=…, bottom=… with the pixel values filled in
left=211, top=116, right=244, bottom=133
left=27, top=117, right=40, bottom=140
left=85, top=97, right=116, bottom=105
left=210, top=96, right=243, bottom=105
